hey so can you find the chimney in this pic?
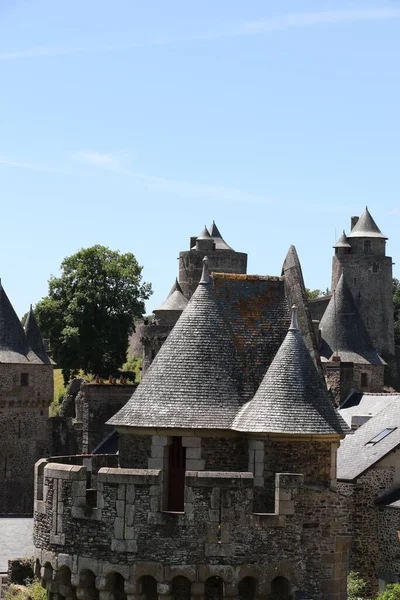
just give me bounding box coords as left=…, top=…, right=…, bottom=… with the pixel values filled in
left=351, top=216, right=359, bottom=230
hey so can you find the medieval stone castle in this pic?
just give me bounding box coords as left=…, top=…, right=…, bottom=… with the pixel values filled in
left=1, top=208, right=399, bottom=599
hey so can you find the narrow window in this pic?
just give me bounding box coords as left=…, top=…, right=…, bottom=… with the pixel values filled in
left=20, top=373, right=29, bottom=386
left=364, top=240, right=372, bottom=254
left=372, top=263, right=379, bottom=273
left=168, top=437, right=186, bottom=511
left=361, top=373, right=368, bottom=387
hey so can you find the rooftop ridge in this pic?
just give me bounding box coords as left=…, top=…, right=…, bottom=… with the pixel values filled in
left=213, top=273, right=284, bottom=282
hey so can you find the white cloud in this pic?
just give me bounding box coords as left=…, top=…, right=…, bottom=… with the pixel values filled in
left=74, top=151, right=122, bottom=170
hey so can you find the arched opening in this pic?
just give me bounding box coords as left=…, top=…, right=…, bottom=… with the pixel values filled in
left=139, top=576, right=158, bottom=600
left=205, top=576, right=223, bottom=600
left=238, top=576, right=257, bottom=599
left=270, top=576, right=293, bottom=600
left=167, top=437, right=186, bottom=511
left=171, top=576, right=191, bottom=600
left=105, top=573, right=127, bottom=600
left=57, top=566, right=75, bottom=600
left=79, top=570, right=99, bottom=600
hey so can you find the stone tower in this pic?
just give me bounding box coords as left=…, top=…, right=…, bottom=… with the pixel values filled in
left=0, top=292, right=53, bottom=514
left=178, top=222, right=247, bottom=299
left=331, top=207, right=394, bottom=358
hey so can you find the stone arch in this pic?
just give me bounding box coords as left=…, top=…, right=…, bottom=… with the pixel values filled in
left=104, top=572, right=127, bottom=600
left=270, top=576, right=293, bottom=600
left=238, top=576, right=257, bottom=599
left=78, top=569, right=99, bottom=600
left=138, top=575, right=158, bottom=600
left=205, top=576, right=223, bottom=600
left=171, top=576, right=191, bottom=600
left=57, top=566, right=76, bottom=600
left=34, top=559, right=41, bottom=579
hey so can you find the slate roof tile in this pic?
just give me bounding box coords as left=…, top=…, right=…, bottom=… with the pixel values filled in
left=233, top=308, right=347, bottom=435
left=319, top=274, right=385, bottom=365
left=347, top=207, right=387, bottom=239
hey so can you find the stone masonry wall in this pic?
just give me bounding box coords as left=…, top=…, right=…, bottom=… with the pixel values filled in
left=0, top=363, right=53, bottom=515
left=338, top=466, right=398, bottom=597
left=75, top=384, right=137, bottom=453
left=34, top=457, right=351, bottom=600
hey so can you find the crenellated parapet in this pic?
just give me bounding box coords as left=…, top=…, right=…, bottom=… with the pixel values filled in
left=33, top=457, right=351, bottom=599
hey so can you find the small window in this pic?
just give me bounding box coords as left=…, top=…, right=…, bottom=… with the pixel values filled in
left=20, top=373, right=29, bottom=386
left=364, top=240, right=372, bottom=254
left=361, top=373, right=368, bottom=387
left=366, top=427, right=397, bottom=445
left=372, top=263, right=379, bottom=273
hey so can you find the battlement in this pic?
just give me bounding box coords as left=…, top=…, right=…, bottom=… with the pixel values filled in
left=34, top=457, right=304, bottom=558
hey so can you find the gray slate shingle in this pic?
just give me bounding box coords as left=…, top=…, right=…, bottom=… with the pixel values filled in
left=338, top=399, right=400, bottom=480
left=319, top=274, right=384, bottom=365
left=108, top=279, right=242, bottom=429
left=347, top=207, right=387, bottom=239
left=233, top=325, right=347, bottom=435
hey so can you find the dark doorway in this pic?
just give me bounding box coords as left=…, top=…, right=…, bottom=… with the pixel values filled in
left=168, top=437, right=186, bottom=511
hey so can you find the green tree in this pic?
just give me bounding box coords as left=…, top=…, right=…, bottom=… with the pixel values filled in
left=377, top=583, right=400, bottom=599
left=306, top=288, right=330, bottom=300
left=347, top=571, right=367, bottom=600
left=34, top=245, right=152, bottom=383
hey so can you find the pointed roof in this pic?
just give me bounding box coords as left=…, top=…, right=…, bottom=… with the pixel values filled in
left=108, top=275, right=242, bottom=430
left=319, top=274, right=384, bottom=365
left=333, top=231, right=351, bottom=248
left=0, top=283, right=38, bottom=363
left=24, top=305, right=53, bottom=364
left=208, top=221, right=234, bottom=250
left=233, top=306, right=346, bottom=436
left=154, top=279, right=188, bottom=312
left=347, top=207, right=387, bottom=239
left=197, top=226, right=212, bottom=240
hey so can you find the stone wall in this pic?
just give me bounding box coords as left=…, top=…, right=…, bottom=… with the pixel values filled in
left=34, top=456, right=351, bottom=600
left=178, top=249, right=247, bottom=300
left=74, top=384, right=137, bottom=453
left=338, top=465, right=400, bottom=597
left=0, top=363, right=53, bottom=515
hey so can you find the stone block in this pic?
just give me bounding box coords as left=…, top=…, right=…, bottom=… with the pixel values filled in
left=151, top=445, right=165, bottom=458
left=114, top=517, right=125, bottom=539
left=185, top=459, right=205, bottom=471
left=248, top=440, right=264, bottom=450
left=208, top=509, right=219, bottom=522
left=117, top=485, right=125, bottom=500
left=152, top=435, right=169, bottom=446
left=186, top=447, right=201, bottom=459
left=125, top=526, right=134, bottom=540
left=125, top=504, right=135, bottom=526
left=116, top=499, right=125, bottom=517
left=182, top=436, right=201, bottom=448
left=126, top=484, right=135, bottom=503
left=148, top=458, right=164, bottom=470
left=157, top=582, right=171, bottom=595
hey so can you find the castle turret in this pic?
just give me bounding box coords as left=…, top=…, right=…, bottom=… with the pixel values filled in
left=0, top=289, right=53, bottom=515
left=320, top=274, right=385, bottom=402
left=331, top=207, right=394, bottom=357
left=179, top=221, right=247, bottom=299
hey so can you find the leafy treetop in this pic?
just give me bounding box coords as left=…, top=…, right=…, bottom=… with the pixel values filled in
left=34, top=245, right=152, bottom=383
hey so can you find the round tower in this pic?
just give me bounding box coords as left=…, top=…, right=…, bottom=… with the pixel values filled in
left=331, top=207, right=394, bottom=357
left=178, top=222, right=247, bottom=299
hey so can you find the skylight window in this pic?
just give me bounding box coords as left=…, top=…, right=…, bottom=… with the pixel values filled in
left=366, top=427, right=397, bottom=445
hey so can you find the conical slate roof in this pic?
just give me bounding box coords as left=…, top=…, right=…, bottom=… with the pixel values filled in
left=154, top=279, right=188, bottom=312
left=108, top=275, right=241, bottom=430
left=233, top=308, right=346, bottom=435
left=333, top=231, right=351, bottom=248
left=208, top=221, right=234, bottom=250
left=0, top=283, right=39, bottom=363
left=24, top=306, right=52, bottom=364
left=319, top=274, right=384, bottom=365
left=347, top=207, right=387, bottom=239
left=197, top=226, right=212, bottom=240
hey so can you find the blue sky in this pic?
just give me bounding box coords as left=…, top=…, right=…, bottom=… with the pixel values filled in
left=1, top=0, right=400, bottom=316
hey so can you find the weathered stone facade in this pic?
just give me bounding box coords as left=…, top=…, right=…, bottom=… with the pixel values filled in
left=0, top=363, right=53, bottom=515
left=34, top=432, right=351, bottom=600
